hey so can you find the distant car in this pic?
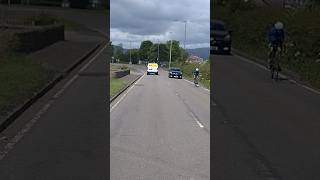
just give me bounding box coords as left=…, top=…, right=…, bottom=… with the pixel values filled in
left=211, top=19, right=232, bottom=54
left=168, top=68, right=182, bottom=79
left=147, top=63, right=159, bottom=75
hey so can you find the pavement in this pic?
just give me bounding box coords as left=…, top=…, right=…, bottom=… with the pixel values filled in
left=212, top=54, right=320, bottom=180
left=0, top=5, right=109, bottom=179
left=110, top=67, right=210, bottom=180
left=29, top=31, right=103, bottom=72
left=0, top=44, right=109, bottom=180
left=0, top=5, right=108, bottom=36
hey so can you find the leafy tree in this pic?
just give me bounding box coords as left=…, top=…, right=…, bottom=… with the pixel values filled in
left=139, top=40, right=153, bottom=61
left=158, top=43, right=170, bottom=62
left=129, top=49, right=140, bottom=64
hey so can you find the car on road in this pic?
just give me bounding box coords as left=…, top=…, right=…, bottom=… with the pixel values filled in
left=211, top=19, right=232, bottom=54
left=147, top=62, right=159, bottom=75
left=168, top=67, right=182, bottom=79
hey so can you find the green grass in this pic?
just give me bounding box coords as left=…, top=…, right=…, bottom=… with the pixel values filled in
left=0, top=54, right=55, bottom=115
left=172, top=61, right=210, bottom=89
left=110, top=78, right=125, bottom=97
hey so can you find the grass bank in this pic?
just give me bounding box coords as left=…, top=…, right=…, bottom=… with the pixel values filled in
left=0, top=54, right=55, bottom=116
left=110, top=64, right=128, bottom=97
left=172, top=61, right=210, bottom=89
left=110, top=78, right=125, bottom=97
left=213, top=5, right=320, bottom=89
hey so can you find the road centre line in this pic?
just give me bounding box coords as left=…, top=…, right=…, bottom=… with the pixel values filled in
left=0, top=44, right=106, bottom=161
left=110, top=73, right=145, bottom=112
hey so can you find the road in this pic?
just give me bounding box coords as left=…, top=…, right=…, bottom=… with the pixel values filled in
left=212, top=54, right=320, bottom=180
left=110, top=67, right=210, bottom=179
left=0, top=45, right=109, bottom=179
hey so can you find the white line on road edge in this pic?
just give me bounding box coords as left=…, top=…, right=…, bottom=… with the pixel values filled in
left=53, top=44, right=107, bottom=99
left=183, top=79, right=210, bottom=92
left=234, top=54, right=320, bottom=95
left=0, top=101, right=53, bottom=160
left=0, top=44, right=107, bottom=161
left=110, top=73, right=145, bottom=112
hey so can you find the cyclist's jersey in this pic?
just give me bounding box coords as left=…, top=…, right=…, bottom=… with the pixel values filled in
left=193, top=70, right=200, bottom=77
left=268, top=27, right=285, bottom=46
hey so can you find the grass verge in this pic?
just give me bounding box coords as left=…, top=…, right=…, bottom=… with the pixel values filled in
left=171, top=61, right=210, bottom=89
left=110, top=78, right=126, bottom=97
left=0, top=54, right=55, bottom=116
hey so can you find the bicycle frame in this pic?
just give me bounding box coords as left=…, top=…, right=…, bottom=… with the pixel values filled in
left=270, top=46, right=281, bottom=80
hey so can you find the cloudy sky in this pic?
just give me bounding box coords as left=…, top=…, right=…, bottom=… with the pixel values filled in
left=110, top=0, right=210, bottom=49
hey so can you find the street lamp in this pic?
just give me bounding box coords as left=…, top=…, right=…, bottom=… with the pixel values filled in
left=157, top=39, right=160, bottom=63
left=169, top=32, right=173, bottom=69
left=129, top=41, right=132, bottom=64
left=173, top=19, right=187, bottom=50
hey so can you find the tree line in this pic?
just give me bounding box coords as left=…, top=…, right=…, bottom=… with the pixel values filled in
left=111, top=40, right=189, bottom=64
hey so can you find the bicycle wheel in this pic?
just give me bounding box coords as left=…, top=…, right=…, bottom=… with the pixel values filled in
left=271, top=66, right=275, bottom=79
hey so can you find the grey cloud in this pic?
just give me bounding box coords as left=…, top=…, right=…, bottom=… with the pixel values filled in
left=111, top=0, right=209, bottom=48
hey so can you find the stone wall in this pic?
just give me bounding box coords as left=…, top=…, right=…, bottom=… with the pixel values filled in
left=0, top=24, right=64, bottom=54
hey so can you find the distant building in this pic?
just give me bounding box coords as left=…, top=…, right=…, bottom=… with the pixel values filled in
left=186, top=55, right=205, bottom=64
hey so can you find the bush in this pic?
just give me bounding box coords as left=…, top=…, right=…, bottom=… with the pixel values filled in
left=172, top=61, right=210, bottom=89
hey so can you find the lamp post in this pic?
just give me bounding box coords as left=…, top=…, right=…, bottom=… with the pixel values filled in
left=169, top=32, right=173, bottom=69
left=173, top=19, right=187, bottom=50
left=129, top=41, right=132, bottom=64
left=184, top=20, right=187, bottom=50
left=157, top=39, right=160, bottom=63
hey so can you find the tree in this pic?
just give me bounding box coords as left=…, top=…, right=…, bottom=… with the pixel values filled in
left=139, top=40, right=153, bottom=61
left=158, top=43, right=169, bottom=62
left=129, top=49, right=140, bottom=64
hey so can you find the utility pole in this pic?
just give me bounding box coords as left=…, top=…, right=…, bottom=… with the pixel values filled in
left=184, top=20, right=187, bottom=50
left=157, top=39, right=160, bottom=63
left=129, top=41, right=132, bottom=64
left=169, top=39, right=173, bottom=69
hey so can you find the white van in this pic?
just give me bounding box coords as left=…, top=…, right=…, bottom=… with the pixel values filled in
left=147, top=63, right=159, bottom=75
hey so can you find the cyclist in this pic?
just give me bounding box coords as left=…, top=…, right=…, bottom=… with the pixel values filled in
left=193, top=68, right=200, bottom=86
left=267, top=21, right=285, bottom=70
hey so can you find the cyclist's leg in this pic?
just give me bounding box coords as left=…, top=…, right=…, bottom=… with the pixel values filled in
left=269, top=46, right=276, bottom=69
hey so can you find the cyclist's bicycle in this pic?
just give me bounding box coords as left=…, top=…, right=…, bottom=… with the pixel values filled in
left=269, top=45, right=282, bottom=80
left=194, top=75, right=199, bottom=87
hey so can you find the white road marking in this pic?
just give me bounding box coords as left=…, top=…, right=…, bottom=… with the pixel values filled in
left=110, top=73, right=145, bottom=112
left=0, top=101, right=52, bottom=160
left=183, top=79, right=210, bottom=92
left=234, top=54, right=320, bottom=95
left=0, top=44, right=107, bottom=161
left=190, top=112, right=204, bottom=128
left=53, top=44, right=107, bottom=99
left=53, top=75, right=79, bottom=98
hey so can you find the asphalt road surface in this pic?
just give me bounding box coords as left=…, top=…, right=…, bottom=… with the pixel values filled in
left=0, top=45, right=109, bottom=179
left=212, top=54, right=320, bottom=180
left=110, top=67, right=210, bottom=180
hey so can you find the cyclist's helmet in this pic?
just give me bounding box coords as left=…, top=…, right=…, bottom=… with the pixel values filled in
left=195, top=68, right=199, bottom=71
left=274, top=21, right=284, bottom=30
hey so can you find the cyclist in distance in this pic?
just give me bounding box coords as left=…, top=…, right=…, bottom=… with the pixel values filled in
left=193, top=67, right=200, bottom=86
left=267, top=21, right=285, bottom=70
